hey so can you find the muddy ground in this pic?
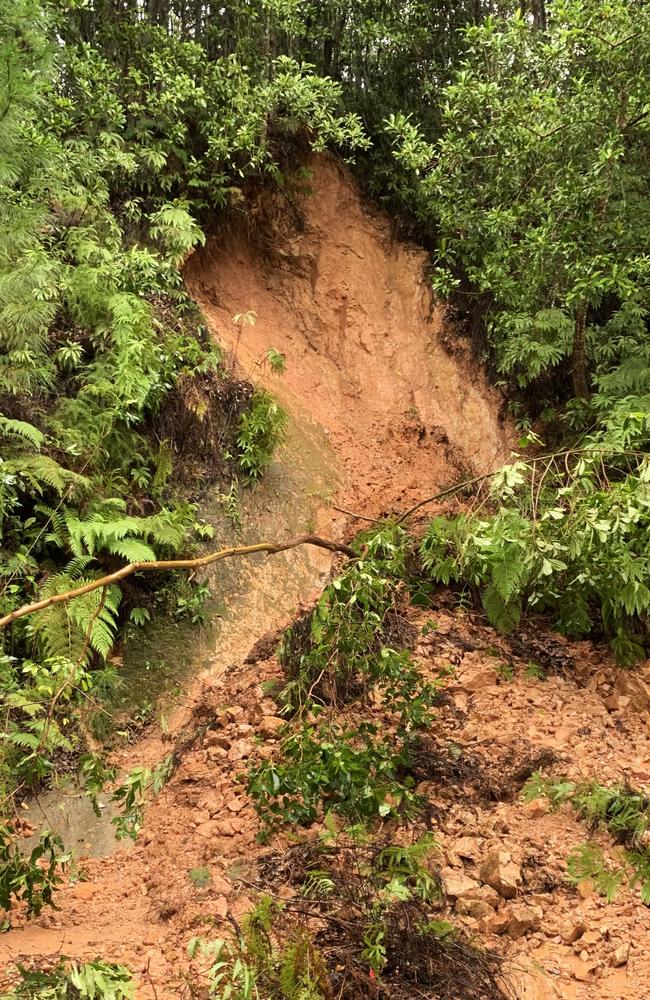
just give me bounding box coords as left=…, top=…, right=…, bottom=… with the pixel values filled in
left=2, top=155, right=650, bottom=1000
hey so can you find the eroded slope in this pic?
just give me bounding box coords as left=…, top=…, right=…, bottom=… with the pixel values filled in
left=187, top=155, right=509, bottom=517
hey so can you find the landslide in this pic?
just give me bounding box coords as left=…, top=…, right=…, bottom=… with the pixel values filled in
left=186, top=154, right=510, bottom=519
left=8, top=156, right=650, bottom=1000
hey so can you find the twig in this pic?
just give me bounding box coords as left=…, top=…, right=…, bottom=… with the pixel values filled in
left=0, top=535, right=357, bottom=629
left=332, top=504, right=382, bottom=523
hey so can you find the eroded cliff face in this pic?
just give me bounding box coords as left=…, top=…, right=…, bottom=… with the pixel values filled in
left=187, top=154, right=510, bottom=517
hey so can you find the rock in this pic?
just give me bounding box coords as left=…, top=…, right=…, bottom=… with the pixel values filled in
left=454, top=836, right=482, bottom=860
left=214, top=895, right=229, bottom=918
left=581, top=929, right=601, bottom=946
left=480, top=850, right=521, bottom=899
left=205, top=732, right=230, bottom=750
left=610, top=943, right=630, bottom=967
left=458, top=665, right=498, bottom=692
left=613, top=669, right=650, bottom=713
left=178, top=760, right=211, bottom=782
left=211, top=875, right=232, bottom=895
left=486, top=911, right=510, bottom=935
left=456, top=896, right=494, bottom=920
left=258, top=716, right=285, bottom=739
left=560, top=921, right=586, bottom=945
left=227, top=739, right=253, bottom=762
left=505, top=903, right=543, bottom=940
left=499, top=963, right=562, bottom=1000
left=568, top=956, right=598, bottom=982
left=523, top=797, right=549, bottom=818
left=472, top=884, right=500, bottom=909
left=226, top=705, right=245, bottom=722
left=226, top=797, right=245, bottom=813
left=196, top=820, right=220, bottom=839
left=214, top=818, right=236, bottom=837
left=576, top=878, right=595, bottom=899
left=443, top=871, right=480, bottom=899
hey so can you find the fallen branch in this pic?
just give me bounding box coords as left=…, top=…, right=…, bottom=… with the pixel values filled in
left=0, top=535, right=357, bottom=630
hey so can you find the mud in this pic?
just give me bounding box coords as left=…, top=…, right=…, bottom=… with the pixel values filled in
left=3, top=156, right=650, bottom=1000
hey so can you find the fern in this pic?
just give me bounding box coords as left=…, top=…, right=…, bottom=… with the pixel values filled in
left=0, top=415, right=44, bottom=449
left=103, top=538, right=157, bottom=562
left=27, top=575, right=121, bottom=662
left=566, top=843, right=624, bottom=903
left=5, top=455, right=89, bottom=496
left=300, top=869, right=335, bottom=899
left=481, top=584, right=521, bottom=634
left=152, top=438, right=173, bottom=491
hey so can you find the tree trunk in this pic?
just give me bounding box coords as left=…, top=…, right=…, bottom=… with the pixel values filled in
left=572, top=307, right=589, bottom=399
left=520, top=0, right=547, bottom=28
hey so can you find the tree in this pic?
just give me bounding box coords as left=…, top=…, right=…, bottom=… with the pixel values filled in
left=387, top=0, right=650, bottom=404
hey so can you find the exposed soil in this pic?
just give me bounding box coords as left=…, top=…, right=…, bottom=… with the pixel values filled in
left=3, top=155, right=650, bottom=1000
left=185, top=154, right=510, bottom=520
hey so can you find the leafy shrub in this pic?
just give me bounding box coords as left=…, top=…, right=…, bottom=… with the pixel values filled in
left=523, top=773, right=650, bottom=904
left=420, top=448, right=650, bottom=663
left=0, top=827, right=66, bottom=917
left=192, top=831, right=502, bottom=999
left=189, top=897, right=330, bottom=999
left=248, top=723, right=422, bottom=829
left=0, top=960, right=133, bottom=999
left=236, top=391, right=288, bottom=484
left=248, top=526, right=438, bottom=830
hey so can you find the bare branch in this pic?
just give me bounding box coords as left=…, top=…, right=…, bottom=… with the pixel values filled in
left=0, top=536, right=357, bottom=630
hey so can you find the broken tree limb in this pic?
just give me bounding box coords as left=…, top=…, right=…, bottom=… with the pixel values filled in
left=0, top=535, right=357, bottom=630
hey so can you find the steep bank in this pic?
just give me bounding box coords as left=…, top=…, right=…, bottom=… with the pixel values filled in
left=186, top=155, right=510, bottom=519
left=6, top=159, right=650, bottom=1000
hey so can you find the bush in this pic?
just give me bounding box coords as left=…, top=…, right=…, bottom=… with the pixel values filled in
left=420, top=446, right=650, bottom=664
left=248, top=526, right=439, bottom=830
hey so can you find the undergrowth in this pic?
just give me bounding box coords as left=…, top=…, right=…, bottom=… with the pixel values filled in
left=420, top=443, right=650, bottom=664
left=0, top=960, right=133, bottom=999
left=247, top=525, right=439, bottom=831
left=187, top=829, right=504, bottom=1000
left=524, top=773, right=650, bottom=904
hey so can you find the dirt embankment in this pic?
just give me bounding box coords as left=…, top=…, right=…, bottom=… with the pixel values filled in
left=186, top=155, right=510, bottom=519
left=5, top=157, right=650, bottom=1000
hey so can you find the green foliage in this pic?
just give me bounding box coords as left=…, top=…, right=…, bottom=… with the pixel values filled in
left=236, top=391, right=288, bottom=484
left=110, top=754, right=174, bottom=840
left=188, top=897, right=328, bottom=1000
left=280, top=524, right=431, bottom=719
left=0, top=827, right=67, bottom=917
left=0, top=653, right=117, bottom=792
left=420, top=447, right=650, bottom=662
left=387, top=0, right=650, bottom=402
left=248, top=721, right=422, bottom=829
left=174, top=579, right=211, bottom=626
left=524, top=773, right=650, bottom=905
left=188, top=866, right=212, bottom=888
left=0, top=960, right=133, bottom=999
left=248, top=526, right=438, bottom=830
left=566, top=843, right=625, bottom=903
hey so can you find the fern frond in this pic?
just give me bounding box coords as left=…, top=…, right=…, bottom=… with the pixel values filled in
left=0, top=414, right=44, bottom=449
left=104, top=538, right=156, bottom=562
left=481, top=584, right=521, bottom=634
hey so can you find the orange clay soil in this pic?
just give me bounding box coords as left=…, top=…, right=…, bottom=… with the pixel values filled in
left=2, top=155, right=650, bottom=1000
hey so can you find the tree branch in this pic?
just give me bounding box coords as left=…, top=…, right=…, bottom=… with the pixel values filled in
left=0, top=536, right=357, bottom=630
